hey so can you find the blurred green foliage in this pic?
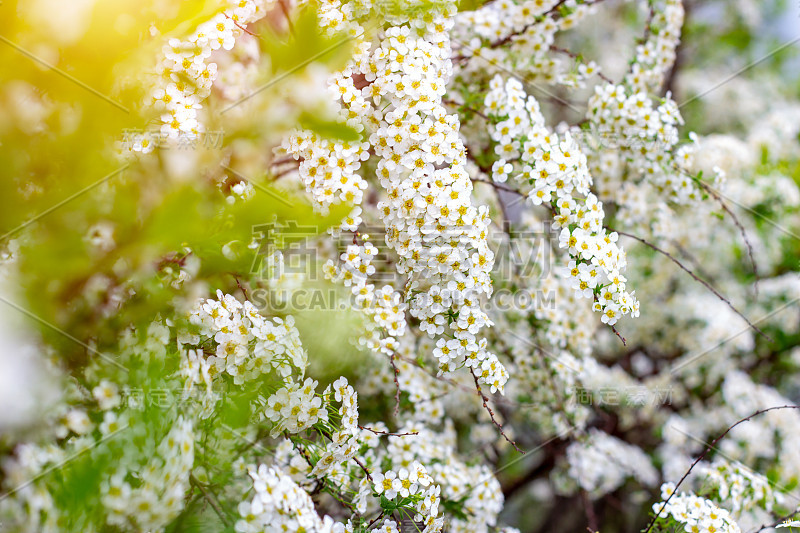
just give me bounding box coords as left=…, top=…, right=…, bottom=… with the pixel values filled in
left=0, top=0, right=356, bottom=371
left=0, top=3, right=380, bottom=526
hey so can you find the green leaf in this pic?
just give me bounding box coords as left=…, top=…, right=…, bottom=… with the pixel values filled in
left=166, top=499, right=231, bottom=533
left=380, top=494, right=397, bottom=511
left=457, top=0, right=485, bottom=11
left=257, top=5, right=354, bottom=75
left=298, top=112, right=362, bottom=142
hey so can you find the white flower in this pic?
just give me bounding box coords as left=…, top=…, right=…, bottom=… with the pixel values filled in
left=373, top=470, right=399, bottom=499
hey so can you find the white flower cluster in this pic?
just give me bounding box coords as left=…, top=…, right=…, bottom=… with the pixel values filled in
left=289, top=5, right=508, bottom=390
left=264, top=377, right=328, bottom=435
left=565, top=428, right=658, bottom=496
left=456, top=0, right=560, bottom=42
left=283, top=134, right=370, bottom=231
left=699, top=459, right=784, bottom=514
left=373, top=464, right=444, bottom=531
left=366, top=18, right=507, bottom=391
left=311, top=377, right=361, bottom=477
left=104, top=417, right=195, bottom=530
left=186, top=290, right=307, bottom=384
left=624, top=0, right=684, bottom=94
left=323, top=239, right=409, bottom=356
left=453, top=0, right=602, bottom=89
left=654, top=483, right=742, bottom=533
left=586, top=83, right=696, bottom=203
left=385, top=422, right=506, bottom=533
left=236, top=464, right=339, bottom=533
left=373, top=462, right=432, bottom=499
left=485, top=75, right=639, bottom=325
left=145, top=0, right=267, bottom=148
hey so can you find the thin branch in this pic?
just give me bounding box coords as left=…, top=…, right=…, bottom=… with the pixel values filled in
left=443, top=98, right=489, bottom=120
left=352, top=456, right=373, bottom=482
left=666, top=163, right=759, bottom=291
left=233, top=274, right=249, bottom=300
left=190, top=474, right=232, bottom=527
left=616, top=230, right=773, bottom=343
left=358, top=425, right=418, bottom=437
left=592, top=294, right=627, bottom=345
left=669, top=238, right=715, bottom=281
left=470, top=178, right=526, bottom=197
left=389, top=350, right=402, bottom=418
left=271, top=163, right=300, bottom=180
left=643, top=405, right=800, bottom=533
left=271, top=155, right=297, bottom=166
left=581, top=489, right=599, bottom=532
left=225, top=13, right=257, bottom=36
left=366, top=511, right=386, bottom=530
left=470, top=368, right=524, bottom=454
left=483, top=0, right=608, bottom=49
left=696, top=179, right=760, bottom=291
left=610, top=324, right=627, bottom=346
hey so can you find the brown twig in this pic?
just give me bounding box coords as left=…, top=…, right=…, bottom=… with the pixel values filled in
left=610, top=325, right=626, bottom=346
left=352, top=456, right=373, bottom=482
left=592, top=294, right=627, bottom=345
left=388, top=350, right=402, bottom=418
left=233, top=274, right=249, bottom=300
left=287, top=432, right=315, bottom=465
left=358, top=425, right=418, bottom=437
left=471, top=178, right=526, bottom=197
left=366, top=511, right=386, bottom=530
left=271, top=163, right=300, bottom=180
left=668, top=162, right=759, bottom=286
left=484, top=0, right=608, bottom=49
left=470, top=368, right=524, bottom=453
left=225, top=13, right=257, bottom=37
left=581, top=489, right=599, bottom=532
left=669, top=238, right=715, bottom=281
left=271, top=155, right=297, bottom=166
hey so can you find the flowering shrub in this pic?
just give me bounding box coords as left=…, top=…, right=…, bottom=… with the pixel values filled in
left=0, top=0, right=799, bottom=532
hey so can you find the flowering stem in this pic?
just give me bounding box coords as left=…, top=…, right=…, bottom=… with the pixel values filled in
left=470, top=368, right=524, bottom=454
left=643, top=405, right=800, bottom=533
